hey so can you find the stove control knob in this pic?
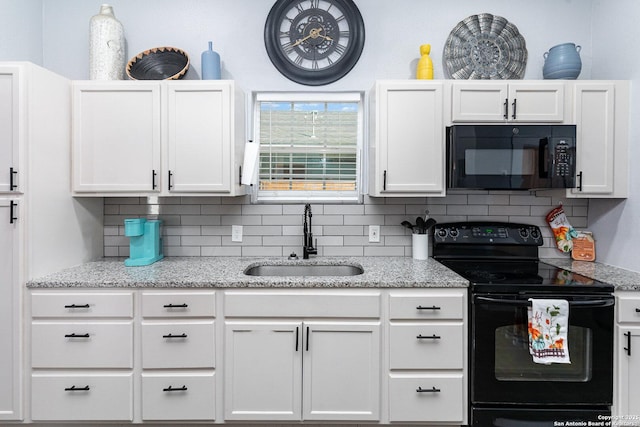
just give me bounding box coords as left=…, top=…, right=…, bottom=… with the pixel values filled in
left=519, top=228, right=529, bottom=239
left=436, top=228, right=448, bottom=238
left=449, top=227, right=459, bottom=238
left=530, top=228, right=541, bottom=239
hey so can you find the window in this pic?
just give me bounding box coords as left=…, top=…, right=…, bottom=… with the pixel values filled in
left=253, top=92, right=363, bottom=202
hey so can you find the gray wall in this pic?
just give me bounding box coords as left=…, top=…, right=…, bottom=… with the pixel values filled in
left=0, top=0, right=43, bottom=64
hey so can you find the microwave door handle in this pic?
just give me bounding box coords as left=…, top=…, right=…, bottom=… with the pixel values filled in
left=538, top=137, right=550, bottom=178
left=476, top=296, right=614, bottom=308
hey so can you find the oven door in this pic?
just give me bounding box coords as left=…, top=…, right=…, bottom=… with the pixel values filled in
left=472, top=292, right=613, bottom=405
left=472, top=406, right=611, bottom=427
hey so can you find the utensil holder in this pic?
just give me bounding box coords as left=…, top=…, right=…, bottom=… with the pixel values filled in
left=412, top=233, right=430, bottom=260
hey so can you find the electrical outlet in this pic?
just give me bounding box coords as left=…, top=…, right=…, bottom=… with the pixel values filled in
left=369, top=225, right=381, bottom=243
left=231, top=225, right=243, bottom=242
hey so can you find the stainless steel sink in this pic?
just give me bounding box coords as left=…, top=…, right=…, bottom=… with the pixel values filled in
left=244, top=264, right=364, bottom=277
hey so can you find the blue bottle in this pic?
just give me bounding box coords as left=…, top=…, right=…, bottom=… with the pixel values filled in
left=201, top=41, right=221, bottom=80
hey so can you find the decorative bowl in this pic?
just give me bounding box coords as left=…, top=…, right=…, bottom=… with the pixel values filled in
left=126, top=46, right=190, bottom=80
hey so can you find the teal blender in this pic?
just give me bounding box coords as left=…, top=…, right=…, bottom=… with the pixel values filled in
left=124, top=218, right=164, bottom=266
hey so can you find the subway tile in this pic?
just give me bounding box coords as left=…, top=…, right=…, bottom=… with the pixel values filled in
left=344, top=236, right=370, bottom=246
left=201, top=226, right=229, bottom=236
left=179, top=196, right=221, bottom=205
left=164, top=226, right=201, bottom=236
left=165, top=246, right=201, bottom=256
left=202, top=246, right=242, bottom=256
left=364, top=204, right=405, bottom=215
left=118, top=205, right=150, bottom=215
left=262, top=215, right=301, bottom=226
left=324, top=204, right=365, bottom=215
left=242, top=205, right=283, bottom=215
left=315, top=236, right=344, bottom=246
left=222, top=195, right=250, bottom=205
left=104, top=205, right=120, bottom=215
left=104, top=235, right=129, bottom=246
left=263, top=236, right=304, bottom=246
left=243, top=225, right=282, bottom=236
left=221, top=236, right=263, bottom=246
left=381, top=225, right=407, bottom=236
left=344, top=214, right=384, bottom=226
left=364, top=246, right=405, bottom=256
left=363, top=196, right=386, bottom=205
left=509, top=195, right=552, bottom=206
left=181, top=236, right=222, bottom=246
left=488, top=205, right=531, bottom=216
left=157, top=215, right=181, bottom=226
left=323, top=226, right=365, bottom=236
left=105, top=197, right=143, bottom=205
left=118, top=246, right=130, bottom=257
left=158, top=205, right=201, bottom=215
left=323, top=246, right=364, bottom=257
left=282, top=226, right=303, bottom=236
left=104, top=247, right=119, bottom=257
left=201, top=204, right=242, bottom=215
left=468, top=194, right=510, bottom=205
left=104, top=226, right=119, bottom=236
left=312, top=215, right=344, bottom=226
left=428, top=194, right=468, bottom=205
left=181, top=215, right=221, bottom=226
left=220, top=215, right=262, bottom=225
left=384, top=235, right=411, bottom=246
left=163, top=236, right=181, bottom=246
left=447, top=205, right=489, bottom=216
left=242, top=246, right=283, bottom=257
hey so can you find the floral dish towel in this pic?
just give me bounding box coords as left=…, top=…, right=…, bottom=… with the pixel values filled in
left=527, top=298, right=571, bottom=364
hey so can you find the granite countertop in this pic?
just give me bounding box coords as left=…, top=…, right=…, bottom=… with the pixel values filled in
left=26, top=257, right=469, bottom=289
left=542, top=258, right=640, bottom=291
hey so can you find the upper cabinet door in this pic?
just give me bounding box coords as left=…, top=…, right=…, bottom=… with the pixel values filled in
left=165, top=82, right=232, bottom=193
left=451, top=81, right=565, bottom=122
left=371, top=81, right=445, bottom=197
left=72, top=82, right=161, bottom=194
left=0, top=66, right=21, bottom=194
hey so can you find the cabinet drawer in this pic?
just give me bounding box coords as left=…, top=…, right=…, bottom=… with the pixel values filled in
left=31, top=292, right=134, bottom=318
left=225, top=291, right=380, bottom=318
left=32, top=322, right=133, bottom=368
left=389, top=323, right=464, bottom=369
left=142, top=321, right=215, bottom=368
left=142, top=291, right=216, bottom=318
left=388, top=374, right=465, bottom=423
left=389, top=292, right=465, bottom=320
left=31, top=373, right=133, bottom=421
left=142, top=373, right=215, bottom=421
left=617, top=295, right=640, bottom=323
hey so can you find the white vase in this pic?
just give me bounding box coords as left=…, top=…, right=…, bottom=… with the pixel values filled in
left=89, top=4, right=125, bottom=80
left=412, top=233, right=430, bottom=260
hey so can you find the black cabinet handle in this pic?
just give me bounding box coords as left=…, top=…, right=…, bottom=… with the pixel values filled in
left=295, top=326, right=299, bottom=352
left=65, top=304, right=90, bottom=309
left=306, top=326, right=310, bottom=351
left=577, top=171, right=583, bottom=192
left=9, top=201, right=17, bottom=224
left=239, top=165, right=243, bottom=184
left=9, top=167, right=17, bottom=190
left=163, top=333, right=188, bottom=339
left=417, top=305, right=441, bottom=310
left=164, top=303, right=188, bottom=308
left=65, top=333, right=90, bottom=338
left=152, top=169, right=157, bottom=190
left=65, top=385, right=90, bottom=392
left=383, top=170, right=387, bottom=191
left=503, top=98, right=509, bottom=120
left=634, top=308, right=639, bottom=313
left=417, top=334, right=441, bottom=340
left=511, top=99, right=517, bottom=120
left=168, top=170, right=173, bottom=190
left=625, top=331, right=632, bottom=356
left=416, top=386, right=440, bottom=393
left=163, top=385, right=188, bottom=392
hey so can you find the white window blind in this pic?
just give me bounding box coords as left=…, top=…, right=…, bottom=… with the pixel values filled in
left=254, top=92, right=362, bottom=202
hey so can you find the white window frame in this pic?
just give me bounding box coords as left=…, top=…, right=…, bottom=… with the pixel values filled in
left=249, top=91, right=364, bottom=203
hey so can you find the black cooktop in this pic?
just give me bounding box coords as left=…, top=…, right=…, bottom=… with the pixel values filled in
left=438, top=259, right=613, bottom=294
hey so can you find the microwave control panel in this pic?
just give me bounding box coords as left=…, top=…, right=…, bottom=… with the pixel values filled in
left=552, top=138, right=574, bottom=177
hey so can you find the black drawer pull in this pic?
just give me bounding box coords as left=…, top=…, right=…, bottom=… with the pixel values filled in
left=164, top=303, right=188, bottom=308
left=625, top=331, right=632, bottom=356
left=9, top=167, right=18, bottom=190
left=417, top=334, right=441, bottom=340
left=635, top=308, right=640, bottom=313
left=65, top=333, right=90, bottom=338
left=65, top=304, right=90, bottom=309
left=163, top=385, right=188, bottom=392
left=163, top=333, right=188, bottom=339
left=9, top=201, right=17, bottom=224
left=417, top=386, right=441, bottom=393
left=416, top=305, right=441, bottom=310
left=65, top=385, right=90, bottom=392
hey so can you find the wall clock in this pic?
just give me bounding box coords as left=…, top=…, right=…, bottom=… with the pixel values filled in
left=264, top=0, right=365, bottom=86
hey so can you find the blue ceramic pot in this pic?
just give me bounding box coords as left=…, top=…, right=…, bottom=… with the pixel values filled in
left=543, top=43, right=582, bottom=79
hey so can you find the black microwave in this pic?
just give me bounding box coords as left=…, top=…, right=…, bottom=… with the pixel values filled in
left=447, top=125, right=577, bottom=190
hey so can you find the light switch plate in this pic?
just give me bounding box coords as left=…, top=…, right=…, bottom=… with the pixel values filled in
left=369, top=225, right=380, bottom=243
left=232, top=225, right=243, bottom=242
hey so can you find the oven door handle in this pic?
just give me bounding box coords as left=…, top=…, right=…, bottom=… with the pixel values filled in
left=476, top=296, right=614, bottom=308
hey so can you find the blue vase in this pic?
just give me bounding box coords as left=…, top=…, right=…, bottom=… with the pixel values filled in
left=543, top=43, right=582, bottom=79
left=201, top=41, right=221, bottom=80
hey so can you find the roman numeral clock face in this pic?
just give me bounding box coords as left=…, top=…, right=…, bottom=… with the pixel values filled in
left=264, top=0, right=365, bottom=85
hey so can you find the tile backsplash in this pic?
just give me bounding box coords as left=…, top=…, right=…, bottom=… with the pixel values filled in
left=103, top=190, right=587, bottom=260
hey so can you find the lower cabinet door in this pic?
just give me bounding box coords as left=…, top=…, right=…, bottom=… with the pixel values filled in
left=388, top=374, right=465, bottom=423
left=142, top=372, right=215, bottom=421
left=31, top=373, right=133, bottom=421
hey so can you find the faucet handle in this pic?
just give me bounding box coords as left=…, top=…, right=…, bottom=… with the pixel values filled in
left=288, top=252, right=299, bottom=260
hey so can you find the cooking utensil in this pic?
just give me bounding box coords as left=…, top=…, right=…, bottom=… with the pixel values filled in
left=424, top=218, right=437, bottom=231
left=401, top=220, right=414, bottom=231
left=416, top=217, right=426, bottom=234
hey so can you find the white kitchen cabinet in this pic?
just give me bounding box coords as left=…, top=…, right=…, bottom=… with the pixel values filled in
left=140, top=290, right=217, bottom=422
left=0, top=199, right=20, bottom=420
left=224, top=291, right=381, bottom=422
left=568, top=81, right=629, bottom=198
left=369, top=80, right=445, bottom=197
left=72, top=81, right=161, bottom=194
left=72, top=80, right=246, bottom=196
left=387, top=289, right=467, bottom=425
left=0, top=62, right=103, bottom=422
left=0, top=66, right=20, bottom=193
left=614, top=292, right=640, bottom=416
left=451, top=81, right=565, bottom=122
